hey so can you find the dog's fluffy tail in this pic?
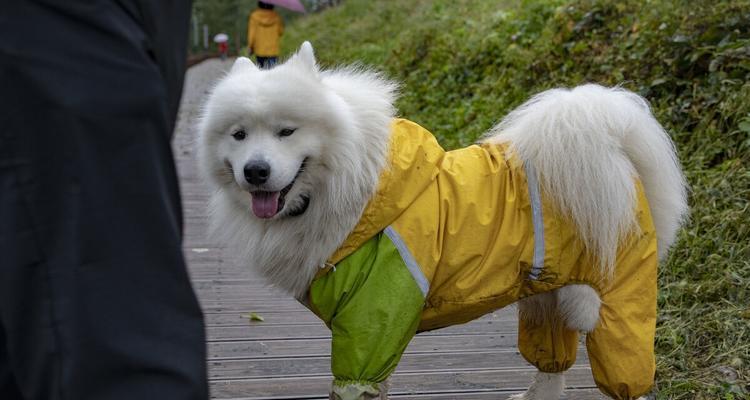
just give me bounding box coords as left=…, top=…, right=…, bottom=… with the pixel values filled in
left=485, top=84, right=688, bottom=275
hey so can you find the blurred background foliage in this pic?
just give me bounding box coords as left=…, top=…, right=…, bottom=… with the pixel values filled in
left=192, top=0, right=750, bottom=398
left=190, top=0, right=339, bottom=54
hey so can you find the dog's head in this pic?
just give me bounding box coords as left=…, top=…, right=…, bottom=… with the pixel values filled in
left=197, top=42, right=397, bottom=293
left=199, top=42, right=345, bottom=220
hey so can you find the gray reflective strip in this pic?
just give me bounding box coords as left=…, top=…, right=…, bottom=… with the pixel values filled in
left=525, top=163, right=545, bottom=280
left=384, top=226, right=430, bottom=297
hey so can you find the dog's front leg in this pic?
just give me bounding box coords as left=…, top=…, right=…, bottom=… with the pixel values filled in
left=308, top=233, right=429, bottom=400
left=310, top=239, right=426, bottom=400
left=330, top=379, right=390, bottom=400
left=324, top=277, right=422, bottom=400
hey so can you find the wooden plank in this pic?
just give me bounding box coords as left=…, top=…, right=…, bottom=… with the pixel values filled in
left=209, top=367, right=599, bottom=399
left=201, top=302, right=307, bottom=313
left=392, top=389, right=606, bottom=399
left=195, top=285, right=291, bottom=293
left=189, top=269, right=255, bottom=277
left=208, top=334, right=519, bottom=360
left=205, top=310, right=325, bottom=326
left=208, top=349, right=589, bottom=380
left=205, top=319, right=518, bottom=340
left=208, top=389, right=605, bottom=400
left=197, top=294, right=309, bottom=303
left=203, top=310, right=515, bottom=327
left=198, top=300, right=522, bottom=319
left=193, top=280, right=269, bottom=288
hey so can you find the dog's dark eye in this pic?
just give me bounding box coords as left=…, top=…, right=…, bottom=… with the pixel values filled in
left=232, top=130, right=247, bottom=141
left=278, top=128, right=296, bottom=137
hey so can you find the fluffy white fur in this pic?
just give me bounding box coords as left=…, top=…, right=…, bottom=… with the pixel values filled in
left=556, top=284, right=602, bottom=333
left=484, top=84, right=688, bottom=273
left=198, top=42, right=688, bottom=399
left=509, top=372, right=565, bottom=400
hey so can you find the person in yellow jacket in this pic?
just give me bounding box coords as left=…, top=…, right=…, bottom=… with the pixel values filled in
left=306, top=119, right=659, bottom=400
left=247, top=1, right=284, bottom=68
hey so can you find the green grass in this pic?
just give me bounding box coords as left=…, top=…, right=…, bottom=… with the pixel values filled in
left=282, top=1, right=750, bottom=398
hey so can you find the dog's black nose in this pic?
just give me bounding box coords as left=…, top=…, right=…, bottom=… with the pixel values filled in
left=244, top=161, right=271, bottom=185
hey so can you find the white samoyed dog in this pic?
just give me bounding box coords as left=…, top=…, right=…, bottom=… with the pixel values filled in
left=198, top=42, right=688, bottom=399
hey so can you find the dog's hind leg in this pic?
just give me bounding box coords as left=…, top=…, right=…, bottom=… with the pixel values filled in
left=556, top=284, right=601, bottom=333
left=508, top=371, right=564, bottom=400
left=510, top=293, right=578, bottom=400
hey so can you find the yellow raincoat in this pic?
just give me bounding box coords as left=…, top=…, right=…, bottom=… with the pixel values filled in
left=246, top=9, right=283, bottom=57
left=309, top=119, right=658, bottom=400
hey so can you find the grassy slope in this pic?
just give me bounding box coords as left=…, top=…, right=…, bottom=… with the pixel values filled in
left=282, top=1, right=750, bottom=398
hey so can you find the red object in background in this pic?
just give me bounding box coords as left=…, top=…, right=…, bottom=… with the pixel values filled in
left=218, top=42, right=228, bottom=59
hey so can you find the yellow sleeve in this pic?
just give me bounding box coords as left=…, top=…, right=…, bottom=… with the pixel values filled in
left=277, top=14, right=284, bottom=36
left=585, top=187, right=658, bottom=400
left=518, top=313, right=579, bottom=373
left=247, top=14, right=255, bottom=50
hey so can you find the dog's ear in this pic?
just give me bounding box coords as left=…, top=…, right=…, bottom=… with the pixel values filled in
left=288, top=41, right=318, bottom=76
left=230, top=57, right=259, bottom=74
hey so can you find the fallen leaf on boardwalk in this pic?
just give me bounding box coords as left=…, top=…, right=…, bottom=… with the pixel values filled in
left=241, top=312, right=265, bottom=322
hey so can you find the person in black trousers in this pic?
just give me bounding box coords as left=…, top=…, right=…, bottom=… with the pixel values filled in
left=0, top=1, right=208, bottom=399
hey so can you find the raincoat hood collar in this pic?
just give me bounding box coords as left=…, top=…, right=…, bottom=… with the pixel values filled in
left=252, top=9, right=279, bottom=26
left=327, top=119, right=445, bottom=264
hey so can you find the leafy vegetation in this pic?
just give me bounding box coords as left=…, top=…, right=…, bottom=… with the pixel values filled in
left=281, top=0, right=750, bottom=398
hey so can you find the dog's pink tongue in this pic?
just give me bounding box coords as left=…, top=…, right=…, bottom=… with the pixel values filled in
left=251, top=192, right=281, bottom=219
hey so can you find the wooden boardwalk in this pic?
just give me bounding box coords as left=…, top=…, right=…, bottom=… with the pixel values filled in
left=173, top=59, right=606, bottom=400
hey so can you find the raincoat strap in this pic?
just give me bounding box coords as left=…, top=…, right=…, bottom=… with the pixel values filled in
left=524, top=162, right=545, bottom=280
left=518, top=312, right=579, bottom=373
left=309, top=232, right=427, bottom=399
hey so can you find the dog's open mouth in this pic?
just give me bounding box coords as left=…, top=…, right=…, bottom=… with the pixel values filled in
left=249, top=159, right=307, bottom=219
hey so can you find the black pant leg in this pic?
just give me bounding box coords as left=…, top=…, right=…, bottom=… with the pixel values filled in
left=0, top=325, right=23, bottom=399
left=0, top=1, right=207, bottom=399
left=257, top=56, right=279, bottom=69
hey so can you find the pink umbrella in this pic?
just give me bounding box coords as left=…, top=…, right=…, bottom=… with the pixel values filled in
left=261, top=0, right=306, bottom=13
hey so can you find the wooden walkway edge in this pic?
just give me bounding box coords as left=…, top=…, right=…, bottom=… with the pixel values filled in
left=173, top=59, right=606, bottom=400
